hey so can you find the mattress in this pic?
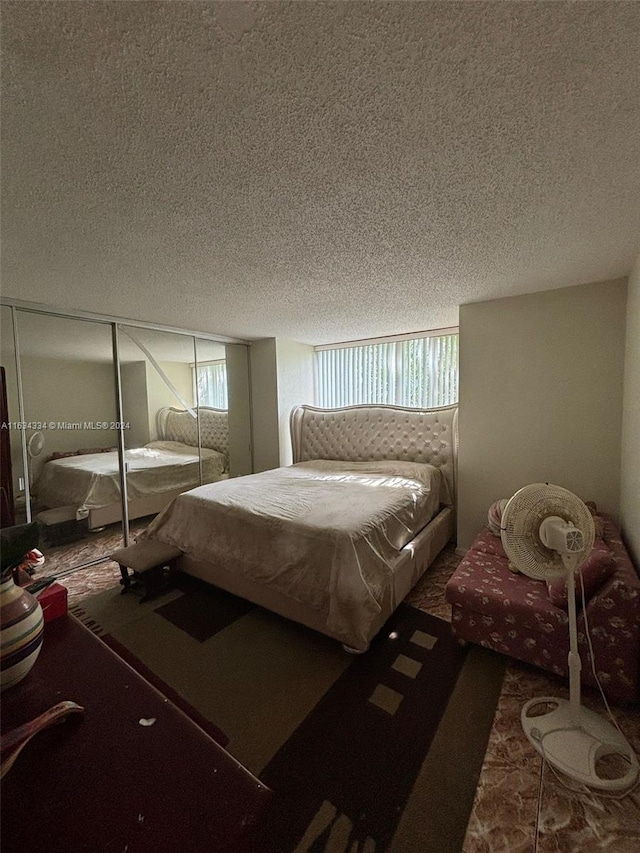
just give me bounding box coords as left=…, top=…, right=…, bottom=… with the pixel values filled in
left=143, top=459, right=446, bottom=648
left=34, top=440, right=227, bottom=520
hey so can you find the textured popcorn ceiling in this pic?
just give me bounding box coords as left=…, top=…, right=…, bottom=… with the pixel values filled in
left=1, top=1, right=639, bottom=345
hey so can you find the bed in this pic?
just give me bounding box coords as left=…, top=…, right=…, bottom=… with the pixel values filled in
left=143, top=403, right=458, bottom=651
left=33, top=406, right=229, bottom=530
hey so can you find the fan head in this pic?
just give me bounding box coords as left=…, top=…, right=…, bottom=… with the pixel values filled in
left=27, top=430, right=45, bottom=458
left=500, top=483, right=595, bottom=580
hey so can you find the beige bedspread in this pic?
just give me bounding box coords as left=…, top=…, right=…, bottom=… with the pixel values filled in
left=34, top=441, right=227, bottom=519
left=143, top=459, right=446, bottom=648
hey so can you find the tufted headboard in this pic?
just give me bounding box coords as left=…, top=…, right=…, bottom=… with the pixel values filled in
left=290, top=403, right=458, bottom=504
left=156, top=406, right=229, bottom=458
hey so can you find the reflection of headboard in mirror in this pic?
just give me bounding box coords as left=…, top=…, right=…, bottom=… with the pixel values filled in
left=156, top=406, right=229, bottom=457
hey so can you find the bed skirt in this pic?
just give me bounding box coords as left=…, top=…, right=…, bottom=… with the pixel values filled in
left=176, top=505, right=455, bottom=651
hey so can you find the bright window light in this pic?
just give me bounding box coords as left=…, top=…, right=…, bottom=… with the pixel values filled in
left=314, top=331, right=458, bottom=409
left=194, top=361, right=228, bottom=409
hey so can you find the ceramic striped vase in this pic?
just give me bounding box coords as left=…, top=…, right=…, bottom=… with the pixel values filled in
left=0, top=573, right=44, bottom=692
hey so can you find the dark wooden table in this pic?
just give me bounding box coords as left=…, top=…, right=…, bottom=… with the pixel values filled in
left=1, top=614, right=271, bottom=852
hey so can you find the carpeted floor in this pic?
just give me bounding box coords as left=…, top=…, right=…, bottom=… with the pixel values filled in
left=46, top=538, right=640, bottom=852
left=70, top=568, right=506, bottom=853
left=30, top=518, right=149, bottom=605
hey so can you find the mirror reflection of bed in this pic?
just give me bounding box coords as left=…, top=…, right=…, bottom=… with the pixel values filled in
left=0, top=306, right=251, bottom=575
left=33, top=405, right=229, bottom=533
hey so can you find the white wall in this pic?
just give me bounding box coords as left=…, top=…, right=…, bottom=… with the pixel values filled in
left=457, top=279, right=628, bottom=550
left=620, top=253, right=640, bottom=566
left=249, top=338, right=280, bottom=472
left=145, top=360, right=193, bottom=440
left=275, top=339, right=315, bottom=466
left=249, top=337, right=315, bottom=471
left=226, top=343, right=253, bottom=477
left=121, top=359, right=193, bottom=446
left=121, top=361, right=150, bottom=448
left=19, top=355, right=118, bottom=480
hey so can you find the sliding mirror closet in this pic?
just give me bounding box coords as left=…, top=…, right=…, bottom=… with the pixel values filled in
left=0, top=304, right=252, bottom=579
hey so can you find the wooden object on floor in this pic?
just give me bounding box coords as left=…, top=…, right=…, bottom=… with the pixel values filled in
left=0, top=614, right=271, bottom=853
left=111, top=540, right=182, bottom=602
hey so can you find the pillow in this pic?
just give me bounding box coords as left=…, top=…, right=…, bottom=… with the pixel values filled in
left=50, top=450, right=79, bottom=461
left=293, top=459, right=447, bottom=498
left=584, top=500, right=606, bottom=539
left=487, top=498, right=508, bottom=536
left=547, top=541, right=616, bottom=609
left=49, top=447, right=116, bottom=461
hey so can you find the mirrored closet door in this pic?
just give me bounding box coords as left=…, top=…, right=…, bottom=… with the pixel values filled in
left=193, top=338, right=253, bottom=478
left=117, top=330, right=253, bottom=537
left=118, top=325, right=206, bottom=540
left=1, top=305, right=26, bottom=528
left=1, top=304, right=253, bottom=580
left=7, top=310, right=124, bottom=574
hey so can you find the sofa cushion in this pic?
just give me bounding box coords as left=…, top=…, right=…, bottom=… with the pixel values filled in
left=446, top=518, right=640, bottom=704
left=546, top=540, right=616, bottom=609
left=444, top=544, right=566, bottom=633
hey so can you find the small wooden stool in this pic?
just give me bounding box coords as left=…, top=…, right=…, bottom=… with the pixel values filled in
left=111, top=541, right=182, bottom=603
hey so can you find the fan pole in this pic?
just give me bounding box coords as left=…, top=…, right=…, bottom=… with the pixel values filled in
left=504, top=484, right=639, bottom=790
left=565, top=567, right=582, bottom=726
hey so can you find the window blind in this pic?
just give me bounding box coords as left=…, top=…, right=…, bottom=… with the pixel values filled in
left=315, top=332, right=458, bottom=409
left=195, top=361, right=228, bottom=409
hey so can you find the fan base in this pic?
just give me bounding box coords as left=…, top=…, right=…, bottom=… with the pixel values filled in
left=522, top=696, right=639, bottom=791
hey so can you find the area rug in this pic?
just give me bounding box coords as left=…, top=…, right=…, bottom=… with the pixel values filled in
left=71, top=577, right=506, bottom=853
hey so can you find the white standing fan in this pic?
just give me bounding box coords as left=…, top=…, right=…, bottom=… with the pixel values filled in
left=501, top=483, right=639, bottom=791
left=27, top=430, right=45, bottom=485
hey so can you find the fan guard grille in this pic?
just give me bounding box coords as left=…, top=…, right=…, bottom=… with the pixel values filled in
left=500, top=484, right=595, bottom=580
left=27, top=430, right=45, bottom=458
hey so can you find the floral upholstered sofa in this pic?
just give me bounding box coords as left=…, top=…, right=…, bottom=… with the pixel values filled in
left=445, top=516, right=640, bottom=704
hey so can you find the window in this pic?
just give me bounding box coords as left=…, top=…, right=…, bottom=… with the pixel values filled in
left=194, top=361, right=228, bottom=409
left=315, top=330, right=458, bottom=409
